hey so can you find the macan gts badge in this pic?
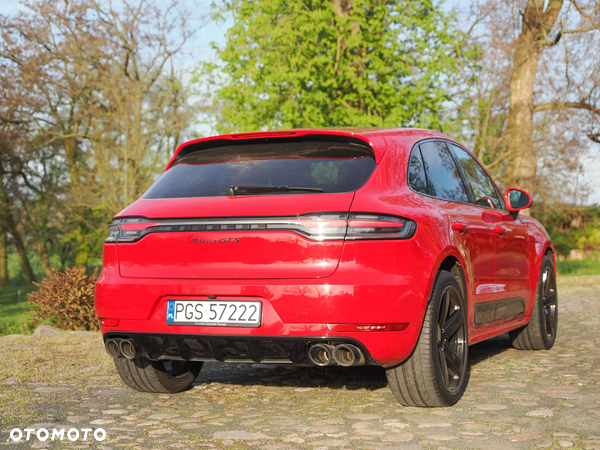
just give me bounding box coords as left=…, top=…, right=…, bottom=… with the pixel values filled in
left=95, top=128, right=557, bottom=407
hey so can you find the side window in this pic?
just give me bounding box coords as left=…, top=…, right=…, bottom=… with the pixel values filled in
left=419, top=141, right=469, bottom=203
left=407, top=148, right=428, bottom=195
left=448, top=143, right=504, bottom=209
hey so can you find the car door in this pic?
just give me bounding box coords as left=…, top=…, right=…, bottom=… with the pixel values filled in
left=493, top=212, right=530, bottom=314
left=416, top=141, right=497, bottom=329
left=447, top=143, right=530, bottom=327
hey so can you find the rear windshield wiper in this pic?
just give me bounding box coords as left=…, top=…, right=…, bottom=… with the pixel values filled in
left=228, top=185, right=324, bottom=196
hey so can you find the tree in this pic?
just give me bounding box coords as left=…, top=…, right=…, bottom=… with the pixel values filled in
left=198, top=0, right=479, bottom=133
left=465, top=0, right=600, bottom=198
left=504, top=0, right=564, bottom=194
left=0, top=52, right=39, bottom=284
left=0, top=0, right=200, bottom=273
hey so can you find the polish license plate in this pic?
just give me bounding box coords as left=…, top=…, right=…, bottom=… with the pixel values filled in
left=166, top=300, right=262, bottom=327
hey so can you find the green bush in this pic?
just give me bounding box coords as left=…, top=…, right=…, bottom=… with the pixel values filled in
left=556, top=258, right=600, bottom=276
left=576, top=227, right=600, bottom=251
left=534, top=204, right=600, bottom=257
left=28, top=266, right=98, bottom=331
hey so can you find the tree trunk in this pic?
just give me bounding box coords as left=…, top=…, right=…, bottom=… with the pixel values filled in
left=505, top=32, right=540, bottom=194
left=505, top=0, right=564, bottom=199
left=38, top=241, right=53, bottom=278
left=64, top=135, right=80, bottom=186
left=0, top=182, right=36, bottom=284
left=0, top=232, right=9, bottom=288
left=11, top=227, right=35, bottom=284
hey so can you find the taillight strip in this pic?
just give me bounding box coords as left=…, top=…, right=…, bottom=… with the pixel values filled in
left=107, top=213, right=416, bottom=243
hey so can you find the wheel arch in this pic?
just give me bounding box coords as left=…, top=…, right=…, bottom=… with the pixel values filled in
left=544, top=245, right=556, bottom=276
left=526, top=239, right=555, bottom=316
left=439, top=255, right=468, bottom=305
left=424, top=249, right=471, bottom=325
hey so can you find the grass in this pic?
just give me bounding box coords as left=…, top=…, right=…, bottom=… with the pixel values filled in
left=0, top=285, right=38, bottom=335
left=557, top=258, right=600, bottom=276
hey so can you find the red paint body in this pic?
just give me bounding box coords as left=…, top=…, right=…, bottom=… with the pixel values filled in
left=95, top=128, right=554, bottom=367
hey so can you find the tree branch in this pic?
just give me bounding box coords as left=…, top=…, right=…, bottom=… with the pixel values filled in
left=534, top=101, right=600, bottom=116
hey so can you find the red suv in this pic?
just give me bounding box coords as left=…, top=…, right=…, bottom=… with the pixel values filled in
left=95, top=128, right=557, bottom=407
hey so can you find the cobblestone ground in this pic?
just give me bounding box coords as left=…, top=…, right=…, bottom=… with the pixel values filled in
left=1, top=275, right=600, bottom=449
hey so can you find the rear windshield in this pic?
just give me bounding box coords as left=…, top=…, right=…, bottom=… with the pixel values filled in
left=143, top=141, right=376, bottom=199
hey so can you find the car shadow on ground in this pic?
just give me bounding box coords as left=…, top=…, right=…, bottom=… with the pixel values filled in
left=194, top=334, right=514, bottom=391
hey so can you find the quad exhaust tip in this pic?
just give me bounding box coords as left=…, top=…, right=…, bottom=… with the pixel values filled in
left=120, top=339, right=136, bottom=359
left=307, top=344, right=334, bottom=366
left=332, top=344, right=365, bottom=367
left=105, top=339, right=121, bottom=358
left=307, top=343, right=365, bottom=367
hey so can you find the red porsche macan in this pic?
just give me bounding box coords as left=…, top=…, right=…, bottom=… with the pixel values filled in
left=95, top=128, right=557, bottom=407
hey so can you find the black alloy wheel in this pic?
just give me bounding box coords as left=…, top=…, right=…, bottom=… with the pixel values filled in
left=436, top=285, right=467, bottom=393
left=509, top=255, right=558, bottom=350
left=541, top=265, right=558, bottom=341
left=386, top=270, right=470, bottom=407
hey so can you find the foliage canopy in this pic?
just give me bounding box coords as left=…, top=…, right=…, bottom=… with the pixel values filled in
left=199, top=0, right=478, bottom=133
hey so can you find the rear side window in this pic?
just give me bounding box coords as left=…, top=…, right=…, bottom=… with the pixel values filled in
left=407, top=149, right=429, bottom=195
left=448, top=143, right=504, bottom=209
left=144, top=141, right=376, bottom=199
left=419, top=141, right=469, bottom=203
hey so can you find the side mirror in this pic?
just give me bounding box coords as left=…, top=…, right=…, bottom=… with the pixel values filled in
left=505, top=188, right=532, bottom=212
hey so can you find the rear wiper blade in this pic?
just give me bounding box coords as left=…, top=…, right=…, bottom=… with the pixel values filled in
left=228, top=185, right=324, bottom=196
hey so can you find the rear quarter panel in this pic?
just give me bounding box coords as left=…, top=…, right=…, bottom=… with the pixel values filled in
left=349, top=133, right=467, bottom=328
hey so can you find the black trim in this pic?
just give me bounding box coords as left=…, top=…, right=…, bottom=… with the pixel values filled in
left=103, top=332, right=380, bottom=366
left=474, top=298, right=525, bottom=325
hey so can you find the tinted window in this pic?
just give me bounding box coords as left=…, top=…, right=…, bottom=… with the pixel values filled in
left=407, top=149, right=428, bottom=194
left=448, top=144, right=503, bottom=209
left=419, top=141, right=469, bottom=203
left=144, top=141, right=376, bottom=199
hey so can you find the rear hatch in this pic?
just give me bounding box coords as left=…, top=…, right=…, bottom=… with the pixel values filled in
left=110, top=137, right=377, bottom=279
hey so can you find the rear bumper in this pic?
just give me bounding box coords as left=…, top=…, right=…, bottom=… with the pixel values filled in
left=95, top=242, right=433, bottom=367
left=96, top=284, right=423, bottom=367
left=103, top=332, right=380, bottom=365
left=99, top=318, right=421, bottom=368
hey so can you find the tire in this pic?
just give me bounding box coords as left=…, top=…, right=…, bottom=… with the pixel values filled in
left=114, top=357, right=203, bottom=393
left=509, top=255, right=558, bottom=350
left=386, top=271, right=469, bottom=407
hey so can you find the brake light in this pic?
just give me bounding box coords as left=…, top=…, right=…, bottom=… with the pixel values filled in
left=346, top=214, right=413, bottom=240
left=107, top=217, right=160, bottom=243
left=327, top=323, right=409, bottom=332
left=230, top=131, right=297, bottom=139
left=106, top=213, right=416, bottom=243
left=99, top=318, right=120, bottom=327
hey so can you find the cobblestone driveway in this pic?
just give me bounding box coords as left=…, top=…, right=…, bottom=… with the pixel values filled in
left=1, top=276, right=600, bottom=449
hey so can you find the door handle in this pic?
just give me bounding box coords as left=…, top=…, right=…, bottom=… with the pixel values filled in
left=494, top=226, right=506, bottom=236
left=452, top=222, right=468, bottom=233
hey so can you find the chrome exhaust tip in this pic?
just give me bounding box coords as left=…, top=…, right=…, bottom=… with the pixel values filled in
left=119, top=339, right=136, bottom=360
left=307, top=343, right=335, bottom=366
left=332, top=344, right=365, bottom=367
left=105, top=339, right=121, bottom=358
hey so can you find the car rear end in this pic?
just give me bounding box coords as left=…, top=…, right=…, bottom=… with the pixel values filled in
left=95, top=130, right=430, bottom=371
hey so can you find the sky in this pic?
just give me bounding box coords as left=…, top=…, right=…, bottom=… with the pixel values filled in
left=1, top=0, right=598, bottom=204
